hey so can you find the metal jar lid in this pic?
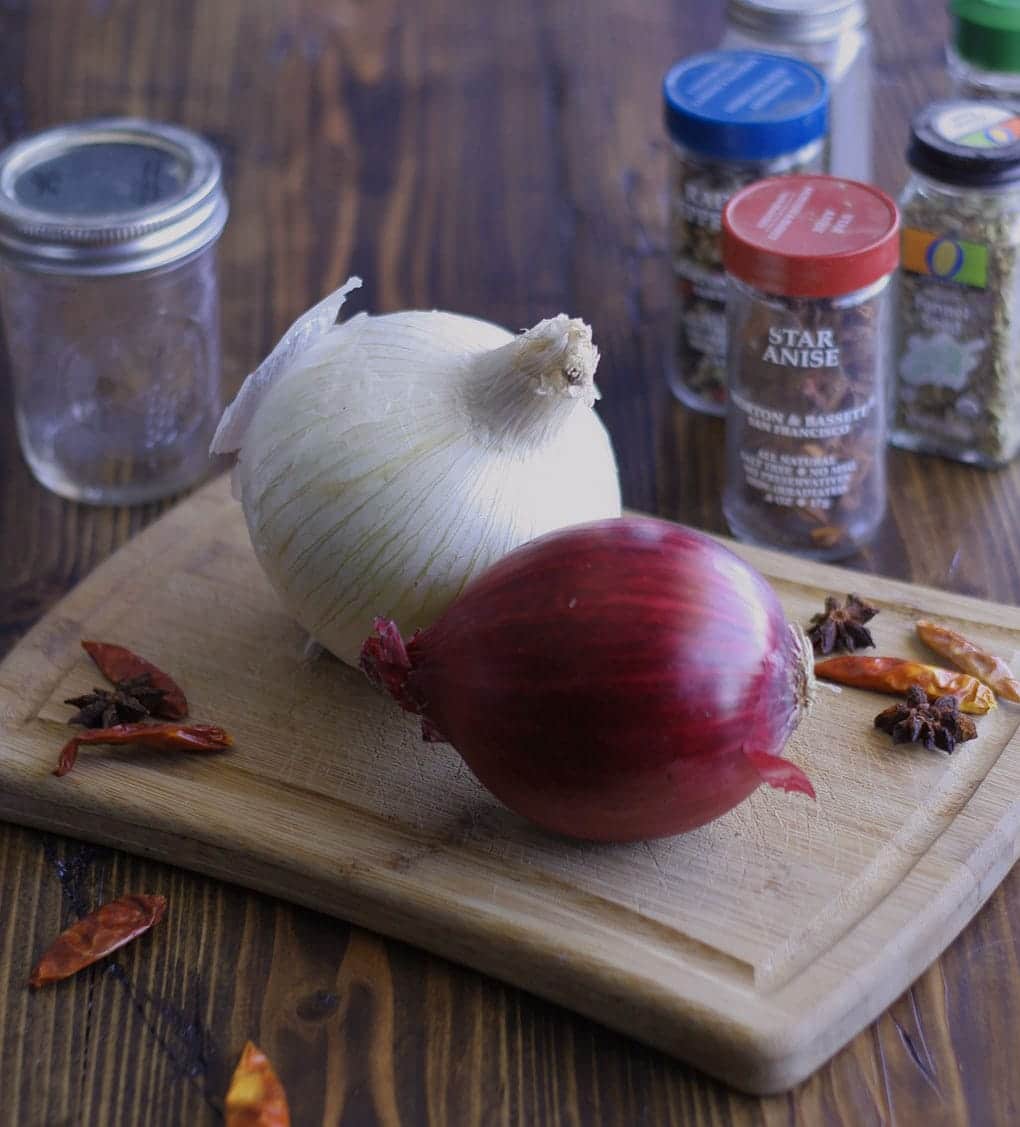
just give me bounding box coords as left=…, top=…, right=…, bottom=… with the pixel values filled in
left=725, top=0, right=867, bottom=43
left=0, top=117, right=228, bottom=275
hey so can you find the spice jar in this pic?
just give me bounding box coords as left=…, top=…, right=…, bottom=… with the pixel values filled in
left=721, top=175, right=900, bottom=560
left=721, top=0, right=873, bottom=182
left=948, top=0, right=1020, bottom=108
left=0, top=118, right=228, bottom=505
left=891, top=101, right=1020, bottom=467
left=663, top=51, right=828, bottom=416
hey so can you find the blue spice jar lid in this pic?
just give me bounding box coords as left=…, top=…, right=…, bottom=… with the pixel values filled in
left=662, top=50, right=828, bottom=162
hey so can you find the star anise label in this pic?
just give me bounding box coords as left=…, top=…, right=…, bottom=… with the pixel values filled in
left=807, top=593, right=878, bottom=655
left=874, top=684, right=978, bottom=754
left=64, top=674, right=168, bottom=729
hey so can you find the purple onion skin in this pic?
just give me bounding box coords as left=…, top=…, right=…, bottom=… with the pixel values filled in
left=362, top=517, right=814, bottom=842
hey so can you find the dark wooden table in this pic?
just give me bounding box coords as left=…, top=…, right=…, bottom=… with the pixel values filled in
left=2, top=1, right=1017, bottom=1123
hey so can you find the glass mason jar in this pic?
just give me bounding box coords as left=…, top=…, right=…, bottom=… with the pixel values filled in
left=722, top=0, right=872, bottom=182
left=948, top=0, right=1020, bottom=108
left=0, top=118, right=228, bottom=505
left=663, top=51, right=828, bottom=416
left=891, top=101, right=1020, bottom=466
left=721, top=175, right=900, bottom=560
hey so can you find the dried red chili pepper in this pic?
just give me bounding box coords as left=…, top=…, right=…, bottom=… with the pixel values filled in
left=81, top=640, right=188, bottom=719
left=53, top=722, right=233, bottom=777
left=814, top=656, right=996, bottom=715
left=225, top=1041, right=291, bottom=1127
left=916, top=619, right=1020, bottom=704
left=28, top=893, right=167, bottom=988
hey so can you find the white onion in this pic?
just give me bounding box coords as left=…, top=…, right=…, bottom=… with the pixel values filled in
left=212, top=278, right=622, bottom=665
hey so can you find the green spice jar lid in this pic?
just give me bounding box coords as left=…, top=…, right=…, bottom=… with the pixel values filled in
left=722, top=174, right=900, bottom=297
left=952, top=0, right=1020, bottom=73
left=908, top=100, right=1020, bottom=187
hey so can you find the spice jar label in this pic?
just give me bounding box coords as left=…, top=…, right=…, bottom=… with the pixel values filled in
left=663, top=51, right=829, bottom=415
left=726, top=302, right=885, bottom=552
left=759, top=326, right=841, bottom=369
left=679, top=180, right=730, bottom=232
left=931, top=104, right=1020, bottom=149
left=669, top=158, right=737, bottom=410
left=891, top=98, right=1020, bottom=466
left=738, top=447, right=859, bottom=510
left=895, top=256, right=999, bottom=447
left=901, top=228, right=989, bottom=287
left=730, top=318, right=878, bottom=515
left=721, top=175, right=898, bottom=557
left=674, top=266, right=728, bottom=374
left=897, top=225, right=992, bottom=438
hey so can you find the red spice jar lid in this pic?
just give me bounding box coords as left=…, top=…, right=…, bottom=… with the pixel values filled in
left=722, top=175, right=900, bottom=298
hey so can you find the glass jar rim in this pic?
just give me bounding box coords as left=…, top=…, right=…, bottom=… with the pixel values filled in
left=0, top=117, right=228, bottom=276
left=909, top=167, right=1020, bottom=199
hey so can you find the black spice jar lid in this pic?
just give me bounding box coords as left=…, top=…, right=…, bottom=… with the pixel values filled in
left=908, top=100, right=1020, bottom=188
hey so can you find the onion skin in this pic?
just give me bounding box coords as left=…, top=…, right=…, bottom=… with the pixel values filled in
left=220, top=293, right=621, bottom=668
left=361, top=518, right=815, bottom=842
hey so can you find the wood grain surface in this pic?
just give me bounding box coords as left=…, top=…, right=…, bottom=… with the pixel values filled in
left=3, top=0, right=1019, bottom=1123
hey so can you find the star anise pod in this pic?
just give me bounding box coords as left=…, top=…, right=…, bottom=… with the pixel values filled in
left=873, top=684, right=978, bottom=754
left=807, top=593, right=878, bottom=655
left=64, top=674, right=167, bottom=729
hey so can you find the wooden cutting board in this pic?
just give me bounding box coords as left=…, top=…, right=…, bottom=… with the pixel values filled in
left=3, top=474, right=1020, bottom=1095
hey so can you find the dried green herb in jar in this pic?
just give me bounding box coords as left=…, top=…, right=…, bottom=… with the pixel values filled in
left=663, top=51, right=828, bottom=416
left=721, top=176, right=900, bottom=560
left=891, top=101, right=1020, bottom=467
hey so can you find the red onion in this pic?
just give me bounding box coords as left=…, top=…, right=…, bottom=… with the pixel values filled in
left=361, top=517, right=815, bottom=842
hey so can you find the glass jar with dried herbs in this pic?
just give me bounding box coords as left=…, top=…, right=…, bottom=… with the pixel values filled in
left=891, top=100, right=1020, bottom=467
left=721, top=176, right=900, bottom=560
left=948, top=0, right=1020, bottom=109
left=663, top=51, right=828, bottom=416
